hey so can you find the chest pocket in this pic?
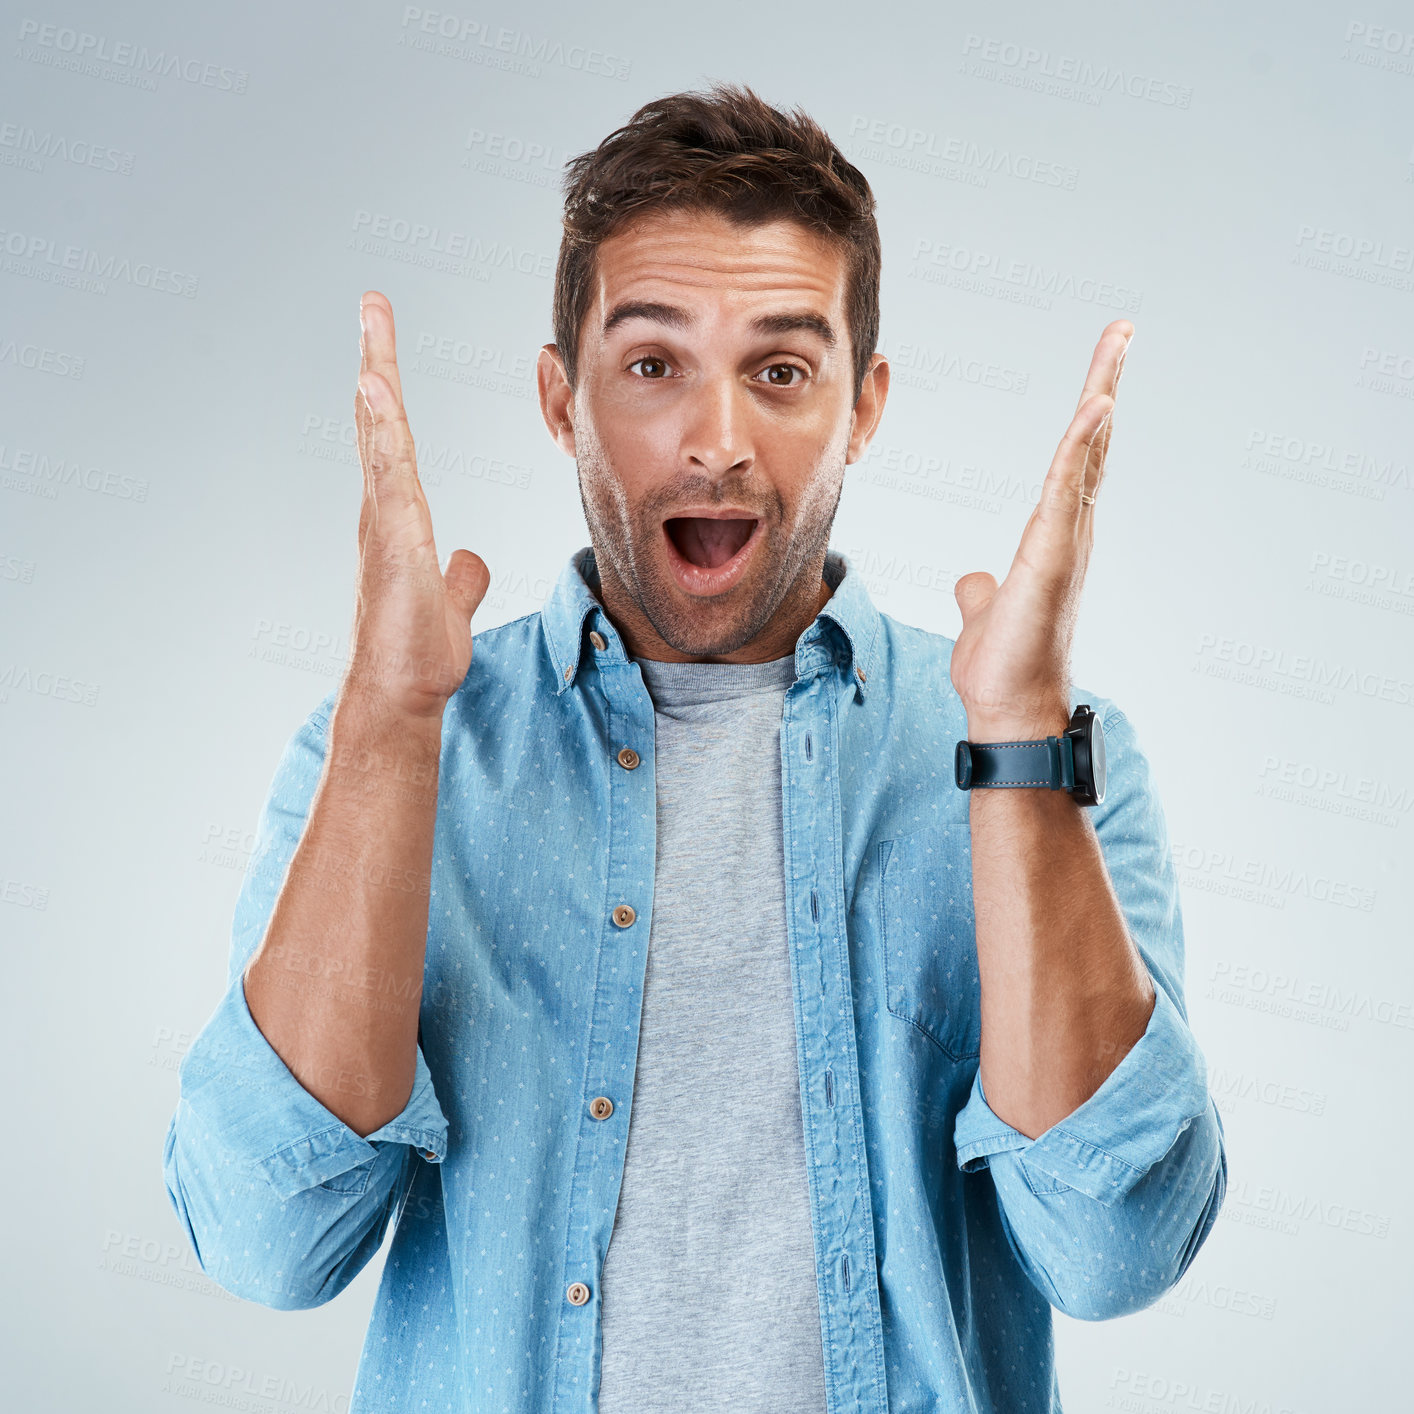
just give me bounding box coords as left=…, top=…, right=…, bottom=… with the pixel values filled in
left=879, top=822, right=982, bottom=1061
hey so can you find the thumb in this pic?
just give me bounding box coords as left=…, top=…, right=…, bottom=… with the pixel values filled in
left=443, top=549, right=491, bottom=625
left=953, top=570, right=997, bottom=627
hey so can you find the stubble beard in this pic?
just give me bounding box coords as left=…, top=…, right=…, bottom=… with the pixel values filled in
left=574, top=443, right=843, bottom=659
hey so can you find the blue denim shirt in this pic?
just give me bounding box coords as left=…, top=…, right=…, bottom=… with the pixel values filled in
left=163, top=545, right=1226, bottom=1414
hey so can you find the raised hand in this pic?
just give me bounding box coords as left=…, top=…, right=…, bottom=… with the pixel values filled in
left=348, top=290, right=490, bottom=720
left=949, top=319, right=1133, bottom=739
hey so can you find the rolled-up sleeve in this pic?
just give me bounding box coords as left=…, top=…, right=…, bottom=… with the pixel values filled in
left=162, top=695, right=449, bottom=1310
left=952, top=703, right=1228, bottom=1321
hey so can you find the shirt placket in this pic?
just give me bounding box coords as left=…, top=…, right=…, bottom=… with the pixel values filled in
left=552, top=655, right=658, bottom=1414
left=781, top=643, right=889, bottom=1414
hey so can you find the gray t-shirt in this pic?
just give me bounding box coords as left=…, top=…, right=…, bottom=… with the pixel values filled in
left=595, top=651, right=827, bottom=1414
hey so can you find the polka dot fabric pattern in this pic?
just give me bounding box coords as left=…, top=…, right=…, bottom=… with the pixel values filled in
left=163, top=546, right=1227, bottom=1414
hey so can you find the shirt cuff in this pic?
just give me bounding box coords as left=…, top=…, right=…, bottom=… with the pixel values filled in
left=176, top=970, right=449, bottom=1201
left=954, top=979, right=1212, bottom=1207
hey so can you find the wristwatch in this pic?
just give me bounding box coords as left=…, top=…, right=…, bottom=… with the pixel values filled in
left=954, top=703, right=1106, bottom=806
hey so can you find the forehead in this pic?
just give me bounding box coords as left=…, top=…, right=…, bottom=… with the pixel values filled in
left=589, top=208, right=849, bottom=328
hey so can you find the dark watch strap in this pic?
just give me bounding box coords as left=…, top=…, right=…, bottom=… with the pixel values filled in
left=954, top=734, right=1076, bottom=791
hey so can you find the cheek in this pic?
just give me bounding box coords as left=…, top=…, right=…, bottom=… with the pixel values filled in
left=793, top=471, right=844, bottom=531
left=771, top=429, right=846, bottom=521
left=582, top=386, right=676, bottom=480
left=574, top=415, right=653, bottom=526
left=609, top=417, right=677, bottom=472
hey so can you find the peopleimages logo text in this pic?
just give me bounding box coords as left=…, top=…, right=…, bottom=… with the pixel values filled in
left=397, top=8, right=630, bottom=80
left=15, top=19, right=249, bottom=92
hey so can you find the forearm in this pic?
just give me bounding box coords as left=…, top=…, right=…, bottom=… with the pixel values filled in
left=243, top=688, right=442, bottom=1136
left=967, top=705, right=1155, bottom=1140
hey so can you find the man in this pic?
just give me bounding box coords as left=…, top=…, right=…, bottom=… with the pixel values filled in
left=164, top=82, right=1226, bottom=1413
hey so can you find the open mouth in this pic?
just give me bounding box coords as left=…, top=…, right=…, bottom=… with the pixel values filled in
left=660, top=513, right=763, bottom=595
left=663, top=516, right=759, bottom=570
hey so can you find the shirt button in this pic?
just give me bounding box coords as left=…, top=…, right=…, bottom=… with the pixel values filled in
left=616, top=746, right=640, bottom=770
left=419, top=1149, right=437, bottom=1161
left=612, top=903, right=636, bottom=928
left=563, top=665, right=573, bottom=682
left=567, top=1282, right=591, bottom=1306
left=589, top=630, right=607, bottom=650
left=589, top=1096, right=614, bottom=1120
left=855, top=665, right=867, bottom=683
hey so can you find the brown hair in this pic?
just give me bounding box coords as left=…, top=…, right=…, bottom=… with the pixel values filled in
left=553, top=81, right=881, bottom=403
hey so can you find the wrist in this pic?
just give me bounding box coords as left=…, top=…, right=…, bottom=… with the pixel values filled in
left=330, top=691, right=445, bottom=766
left=965, top=702, right=1071, bottom=741
left=335, top=677, right=448, bottom=735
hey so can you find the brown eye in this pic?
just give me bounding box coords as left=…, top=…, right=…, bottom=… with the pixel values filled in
left=759, top=363, right=804, bottom=386
left=628, top=356, right=669, bottom=378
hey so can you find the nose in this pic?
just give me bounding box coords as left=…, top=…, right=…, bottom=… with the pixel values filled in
left=679, top=371, right=753, bottom=476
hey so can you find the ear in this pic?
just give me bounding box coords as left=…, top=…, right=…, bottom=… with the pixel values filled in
left=845, top=353, right=890, bottom=463
left=537, top=344, right=577, bottom=457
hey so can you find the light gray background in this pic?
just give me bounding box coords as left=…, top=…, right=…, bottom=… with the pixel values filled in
left=3, top=1, right=1411, bottom=1409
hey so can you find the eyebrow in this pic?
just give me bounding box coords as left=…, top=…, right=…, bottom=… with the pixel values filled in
left=601, top=299, right=837, bottom=348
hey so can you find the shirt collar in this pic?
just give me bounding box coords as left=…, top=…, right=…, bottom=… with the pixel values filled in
left=540, top=544, right=882, bottom=700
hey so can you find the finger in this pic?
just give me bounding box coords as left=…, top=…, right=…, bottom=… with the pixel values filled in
left=1070, top=323, right=1131, bottom=514
left=443, top=548, right=491, bottom=625
left=360, top=290, right=405, bottom=410
left=1018, top=393, right=1113, bottom=585
left=1082, top=329, right=1133, bottom=503
left=357, top=368, right=424, bottom=523
left=355, top=360, right=373, bottom=492
left=355, top=380, right=374, bottom=558
left=1072, top=319, right=1133, bottom=417
left=1082, top=398, right=1117, bottom=508
left=356, top=292, right=409, bottom=556
left=355, top=294, right=376, bottom=528
left=953, top=570, right=997, bottom=626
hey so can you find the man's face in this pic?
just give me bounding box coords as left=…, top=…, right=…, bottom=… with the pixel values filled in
left=538, top=206, right=887, bottom=658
